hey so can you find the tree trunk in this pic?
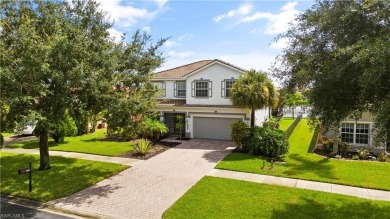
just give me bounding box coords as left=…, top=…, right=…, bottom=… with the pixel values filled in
left=39, top=128, right=51, bottom=170
left=292, top=107, right=295, bottom=119
left=250, top=108, right=255, bottom=128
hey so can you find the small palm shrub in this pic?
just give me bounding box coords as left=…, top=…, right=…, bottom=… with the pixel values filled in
left=135, top=138, right=152, bottom=156
left=356, top=147, right=369, bottom=160
left=141, top=118, right=168, bottom=140
left=175, top=115, right=185, bottom=139
left=231, top=121, right=249, bottom=151
left=377, top=152, right=389, bottom=162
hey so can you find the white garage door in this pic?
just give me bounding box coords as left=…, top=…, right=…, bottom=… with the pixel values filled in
left=193, top=117, right=241, bottom=140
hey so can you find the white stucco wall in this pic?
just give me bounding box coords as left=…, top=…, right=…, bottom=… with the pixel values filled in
left=186, top=63, right=242, bottom=105
left=255, top=107, right=270, bottom=126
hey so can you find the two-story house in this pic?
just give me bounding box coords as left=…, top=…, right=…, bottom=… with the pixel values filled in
left=151, top=59, right=270, bottom=140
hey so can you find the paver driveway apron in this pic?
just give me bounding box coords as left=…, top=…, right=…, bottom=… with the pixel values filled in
left=50, top=139, right=235, bottom=219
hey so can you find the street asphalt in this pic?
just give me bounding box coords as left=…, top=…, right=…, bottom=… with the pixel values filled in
left=0, top=200, right=74, bottom=219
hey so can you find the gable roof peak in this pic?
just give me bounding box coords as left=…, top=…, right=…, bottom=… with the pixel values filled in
left=153, top=59, right=246, bottom=79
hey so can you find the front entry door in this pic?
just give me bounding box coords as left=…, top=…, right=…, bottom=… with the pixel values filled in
left=164, top=113, right=185, bottom=134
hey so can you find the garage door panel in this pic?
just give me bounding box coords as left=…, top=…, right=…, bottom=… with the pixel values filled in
left=193, top=117, right=241, bottom=140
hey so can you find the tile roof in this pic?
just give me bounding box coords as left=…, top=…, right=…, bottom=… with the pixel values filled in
left=153, top=59, right=246, bottom=79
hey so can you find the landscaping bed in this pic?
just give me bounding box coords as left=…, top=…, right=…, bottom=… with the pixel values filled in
left=163, top=176, right=390, bottom=219
left=119, top=140, right=181, bottom=160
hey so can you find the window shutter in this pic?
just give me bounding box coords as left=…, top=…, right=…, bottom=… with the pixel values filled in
left=162, top=82, right=166, bottom=97
left=221, top=81, right=225, bottom=97
left=174, top=82, right=177, bottom=97
left=191, top=81, right=195, bottom=97
left=208, top=81, right=212, bottom=97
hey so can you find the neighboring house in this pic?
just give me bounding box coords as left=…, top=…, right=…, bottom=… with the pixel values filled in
left=325, top=112, right=385, bottom=153
left=151, top=59, right=270, bottom=140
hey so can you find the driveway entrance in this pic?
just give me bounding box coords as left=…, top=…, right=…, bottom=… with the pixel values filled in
left=51, top=139, right=235, bottom=219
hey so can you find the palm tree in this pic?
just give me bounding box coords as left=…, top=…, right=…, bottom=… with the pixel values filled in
left=231, top=70, right=275, bottom=128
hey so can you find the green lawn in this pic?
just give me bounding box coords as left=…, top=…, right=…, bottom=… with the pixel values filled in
left=2, top=132, right=15, bottom=137
left=217, top=119, right=390, bottom=191
left=0, top=152, right=128, bottom=202
left=278, top=117, right=295, bottom=131
left=164, top=176, right=390, bottom=219
left=6, top=129, right=133, bottom=156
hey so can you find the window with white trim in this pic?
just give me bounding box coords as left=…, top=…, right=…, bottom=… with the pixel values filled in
left=174, top=81, right=186, bottom=98
left=341, top=123, right=370, bottom=145
left=152, top=82, right=166, bottom=97
left=221, top=79, right=236, bottom=98
left=191, top=80, right=212, bottom=98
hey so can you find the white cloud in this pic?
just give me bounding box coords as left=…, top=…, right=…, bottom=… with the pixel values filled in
left=142, top=26, right=151, bottom=33
left=213, top=4, right=254, bottom=23
left=108, top=28, right=124, bottom=42
left=177, top=33, right=194, bottom=42
left=163, top=33, right=194, bottom=48
left=164, top=40, right=180, bottom=48
left=96, top=0, right=168, bottom=29
left=154, top=0, right=168, bottom=9
left=167, top=51, right=195, bottom=58
left=214, top=1, right=299, bottom=35
left=269, top=37, right=289, bottom=50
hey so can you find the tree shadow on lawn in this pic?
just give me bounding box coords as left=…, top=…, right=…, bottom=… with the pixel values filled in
left=0, top=153, right=126, bottom=203
left=6, top=140, right=69, bottom=149
left=202, top=150, right=234, bottom=163
left=270, top=196, right=390, bottom=219
left=283, top=153, right=339, bottom=180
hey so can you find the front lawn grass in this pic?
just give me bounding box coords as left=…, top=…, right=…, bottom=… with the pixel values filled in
left=7, top=129, right=133, bottom=156
left=278, top=117, right=295, bottom=131
left=216, top=119, right=390, bottom=191
left=0, top=152, right=128, bottom=202
left=164, top=176, right=390, bottom=219
left=2, top=132, right=15, bottom=137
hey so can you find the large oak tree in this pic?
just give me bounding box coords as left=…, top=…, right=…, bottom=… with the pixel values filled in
left=0, top=0, right=166, bottom=170
left=273, top=0, right=390, bottom=150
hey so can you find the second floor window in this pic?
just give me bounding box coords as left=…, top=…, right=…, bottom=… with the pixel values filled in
left=192, top=80, right=212, bottom=98
left=221, top=79, right=236, bottom=98
left=174, top=81, right=186, bottom=98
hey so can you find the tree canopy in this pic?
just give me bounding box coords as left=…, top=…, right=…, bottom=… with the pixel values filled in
left=273, top=0, right=390, bottom=146
left=231, top=70, right=275, bottom=128
left=0, top=0, right=166, bottom=170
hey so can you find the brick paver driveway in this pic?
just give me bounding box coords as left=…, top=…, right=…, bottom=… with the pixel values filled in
left=51, top=139, right=235, bottom=219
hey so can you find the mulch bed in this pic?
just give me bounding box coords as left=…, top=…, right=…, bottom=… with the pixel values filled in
left=118, top=140, right=181, bottom=160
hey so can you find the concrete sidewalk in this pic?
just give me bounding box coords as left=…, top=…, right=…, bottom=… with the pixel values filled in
left=1, top=147, right=142, bottom=167
left=208, top=169, right=390, bottom=201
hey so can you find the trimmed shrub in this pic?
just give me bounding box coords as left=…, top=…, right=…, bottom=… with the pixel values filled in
left=263, top=120, right=279, bottom=130
left=50, top=114, right=78, bottom=143
left=245, top=127, right=289, bottom=158
left=231, top=121, right=249, bottom=151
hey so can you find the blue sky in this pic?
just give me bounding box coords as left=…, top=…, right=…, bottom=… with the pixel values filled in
left=97, top=0, right=315, bottom=72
